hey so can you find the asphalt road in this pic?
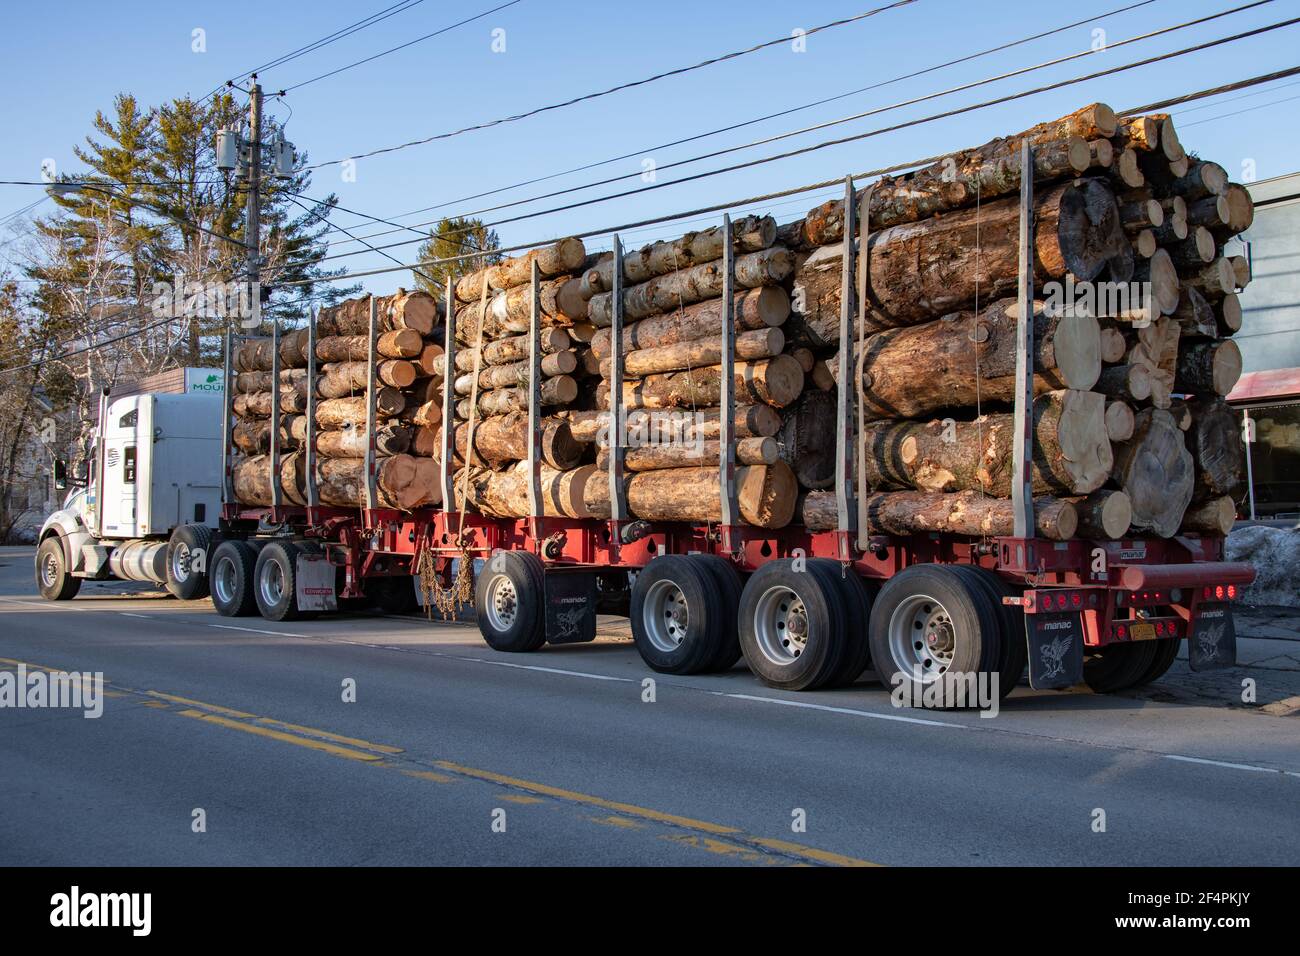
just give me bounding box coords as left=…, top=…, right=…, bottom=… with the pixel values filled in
left=1, top=545, right=1297, bottom=867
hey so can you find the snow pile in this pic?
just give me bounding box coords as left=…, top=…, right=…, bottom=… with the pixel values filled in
left=1226, top=525, right=1300, bottom=607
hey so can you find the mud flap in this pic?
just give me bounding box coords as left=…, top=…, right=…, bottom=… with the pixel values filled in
left=295, top=552, right=338, bottom=613
left=544, top=572, right=596, bottom=645
left=1189, top=604, right=1237, bottom=671
left=1026, top=612, right=1085, bottom=690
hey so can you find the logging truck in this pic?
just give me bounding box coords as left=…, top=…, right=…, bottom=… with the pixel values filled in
left=36, top=103, right=1259, bottom=700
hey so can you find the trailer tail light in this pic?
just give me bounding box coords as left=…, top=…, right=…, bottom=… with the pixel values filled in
left=1201, top=584, right=1237, bottom=602
left=1029, top=589, right=1101, bottom=613
left=1116, top=623, right=1127, bottom=639
left=1227, top=584, right=1237, bottom=599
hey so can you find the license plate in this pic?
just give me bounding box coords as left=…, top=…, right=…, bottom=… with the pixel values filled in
left=1129, top=622, right=1156, bottom=641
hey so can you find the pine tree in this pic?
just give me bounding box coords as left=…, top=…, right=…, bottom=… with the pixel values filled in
left=411, top=217, right=502, bottom=296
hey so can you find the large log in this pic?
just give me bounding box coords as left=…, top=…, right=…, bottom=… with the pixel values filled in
left=456, top=462, right=598, bottom=519
left=1184, top=398, right=1244, bottom=498
left=317, top=360, right=417, bottom=398
left=777, top=389, right=837, bottom=490
left=455, top=277, right=585, bottom=342
left=232, top=454, right=305, bottom=507
left=234, top=367, right=307, bottom=394
left=798, top=489, right=1077, bottom=540
left=311, top=329, right=424, bottom=362
left=598, top=328, right=784, bottom=378
left=452, top=327, right=570, bottom=371
left=455, top=351, right=577, bottom=393
left=452, top=411, right=583, bottom=470
left=584, top=462, right=798, bottom=529
left=587, top=247, right=794, bottom=325
left=1179, top=496, right=1235, bottom=536
left=855, top=299, right=1100, bottom=419
left=232, top=417, right=301, bottom=455
left=583, top=215, right=776, bottom=293
left=565, top=405, right=783, bottom=443
left=466, top=376, right=579, bottom=416
left=598, top=354, right=805, bottom=410
left=779, top=105, right=1115, bottom=248
left=861, top=390, right=1111, bottom=496
left=313, top=423, right=411, bottom=458
left=1111, top=408, right=1194, bottom=537
left=1175, top=339, right=1242, bottom=397
left=315, top=454, right=428, bottom=510
left=316, top=289, right=438, bottom=337
left=595, top=437, right=777, bottom=471
left=315, top=391, right=405, bottom=428
left=1065, top=490, right=1132, bottom=539
left=455, top=238, right=586, bottom=303
left=589, top=287, right=789, bottom=358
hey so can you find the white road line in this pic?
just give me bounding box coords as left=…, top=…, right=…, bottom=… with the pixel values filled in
left=119, top=612, right=153, bottom=619
left=206, top=623, right=310, bottom=638
left=462, top=656, right=634, bottom=682
left=1164, top=754, right=1296, bottom=776
left=723, top=692, right=968, bottom=729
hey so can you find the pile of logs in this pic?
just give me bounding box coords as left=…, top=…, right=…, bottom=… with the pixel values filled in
left=230, top=101, right=1249, bottom=542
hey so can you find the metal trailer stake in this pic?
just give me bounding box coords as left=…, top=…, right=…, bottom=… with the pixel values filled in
left=269, top=321, right=282, bottom=510
left=220, top=326, right=234, bottom=507
left=440, top=280, right=457, bottom=518
left=527, top=259, right=544, bottom=534
left=834, top=175, right=857, bottom=560
left=364, top=295, right=378, bottom=512
left=305, top=307, right=319, bottom=510
left=718, top=214, right=738, bottom=550
left=1011, top=140, right=1036, bottom=539
left=607, top=235, right=628, bottom=528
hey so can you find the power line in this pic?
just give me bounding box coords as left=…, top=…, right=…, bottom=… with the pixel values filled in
left=284, top=0, right=526, bottom=92
left=1181, top=90, right=1300, bottom=126
left=306, top=1, right=921, bottom=169
left=313, top=14, right=1300, bottom=267
left=271, top=61, right=1300, bottom=291
left=309, top=0, right=1165, bottom=246
left=318, top=0, right=1262, bottom=257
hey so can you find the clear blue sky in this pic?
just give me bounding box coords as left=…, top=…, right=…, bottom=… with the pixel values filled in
left=2, top=0, right=1298, bottom=294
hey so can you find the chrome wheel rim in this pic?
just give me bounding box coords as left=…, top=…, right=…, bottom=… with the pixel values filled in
left=213, top=554, right=238, bottom=606
left=40, top=551, right=59, bottom=588
left=642, top=579, right=689, bottom=653
left=888, top=593, right=955, bottom=683
left=259, top=559, right=285, bottom=609
left=485, top=574, right=517, bottom=631
left=753, top=585, right=808, bottom=667
left=171, top=542, right=191, bottom=582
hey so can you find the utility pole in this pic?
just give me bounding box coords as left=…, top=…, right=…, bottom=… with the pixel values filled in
left=246, top=76, right=263, bottom=329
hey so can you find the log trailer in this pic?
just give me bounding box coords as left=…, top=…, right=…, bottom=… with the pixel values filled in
left=40, top=147, right=1255, bottom=700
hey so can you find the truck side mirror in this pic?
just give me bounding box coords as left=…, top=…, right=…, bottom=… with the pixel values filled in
left=53, top=459, right=68, bottom=491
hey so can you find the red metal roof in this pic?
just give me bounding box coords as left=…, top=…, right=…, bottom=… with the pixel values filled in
left=1228, top=367, right=1300, bottom=404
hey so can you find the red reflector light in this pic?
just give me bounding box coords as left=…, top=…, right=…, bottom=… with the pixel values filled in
left=1202, top=586, right=1211, bottom=600
left=1117, top=624, right=1128, bottom=639
left=1056, top=593, right=1068, bottom=610
left=1215, top=585, right=1225, bottom=600
left=1155, top=621, right=1166, bottom=636
left=1227, top=584, right=1237, bottom=599
left=1039, top=593, right=1051, bottom=611
left=1071, top=592, right=1082, bottom=607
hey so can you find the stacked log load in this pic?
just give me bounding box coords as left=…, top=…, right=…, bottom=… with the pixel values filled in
left=230, top=288, right=446, bottom=509
left=230, top=102, right=1249, bottom=541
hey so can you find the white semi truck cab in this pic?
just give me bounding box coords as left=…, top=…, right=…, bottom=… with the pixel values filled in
left=36, top=390, right=224, bottom=601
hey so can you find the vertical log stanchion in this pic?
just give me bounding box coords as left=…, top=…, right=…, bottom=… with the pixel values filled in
left=305, top=307, right=319, bottom=512
left=220, top=327, right=234, bottom=510
left=526, top=259, right=544, bottom=540
left=718, top=215, right=739, bottom=555
left=440, top=279, right=457, bottom=527
left=835, top=176, right=857, bottom=561
left=1011, top=140, right=1036, bottom=540
left=364, top=295, right=378, bottom=512
left=607, top=235, right=628, bottom=545
left=269, top=321, right=282, bottom=511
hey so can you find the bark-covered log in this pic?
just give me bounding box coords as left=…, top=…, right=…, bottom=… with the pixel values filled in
left=452, top=327, right=570, bottom=371
left=310, top=329, right=424, bottom=363
left=315, top=454, right=431, bottom=509
left=232, top=453, right=306, bottom=507
left=315, top=390, right=405, bottom=428
left=232, top=417, right=302, bottom=455
left=455, top=351, right=578, bottom=393
left=317, top=359, right=417, bottom=398
left=1065, top=490, right=1132, bottom=539
left=1111, top=408, right=1194, bottom=537
left=587, top=247, right=794, bottom=326
left=1172, top=286, right=1217, bottom=339
left=595, top=437, right=777, bottom=471
left=583, top=215, right=776, bottom=294
left=583, top=462, right=797, bottom=529
left=798, top=489, right=1077, bottom=540
left=590, top=287, right=788, bottom=358
left=565, top=405, right=783, bottom=443
left=1169, top=160, right=1229, bottom=201
left=455, top=462, right=596, bottom=519
left=1175, top=339, right=1242, bottom=396
left=455, top=237, right=586, bottom=303
left=598, top=328, right=784, bottom=378
left=1094, top=364, right=1151, bottom=403
left=598, top=354, right=804, bottom=410
left=861, top=390, right=1110, bottom=496
left=452, top=411, right=583, bottom=470
left=1185, top=398, right=1245, bottom=498
left=855, top=299, right=1100, bottom=419
left=777, top=389, right=837, bottom=490
left=234, top=367, right=307, bottom=394
left=1179, top=496, right=1235, bottom=536
left=317, top=289, right=438, bottom=337
left=313, top=423, right=411, bottom=458
left=1183, top=258, right=1236, bottom=299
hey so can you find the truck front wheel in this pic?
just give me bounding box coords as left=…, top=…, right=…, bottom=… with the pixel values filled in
left=36, top=536, right=80, bottom=601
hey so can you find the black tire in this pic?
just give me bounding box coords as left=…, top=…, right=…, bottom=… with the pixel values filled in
left=630, top=555, right=727, bottom=674
left=35, top=536, right=80, bottom=601
left=691, top=555, right=745, bottom=673
left=1083, top=640, right=1159, bottom=693
left=475, top=551, right=546, bottom=652
left=253, top=540, right=308, bottom=622
left=369, top=575, right=419, bottom=614
left=812, top=559, right=874, bottom=688
left=952, top=565, right=1023, bottom=699
left=738, top=559, right=848, bottom=691
left=868, top=563, right=1001, bottom=707
left=209, top=540, right=259, bottom=617
left=165, top=524, right=213, bottom=601
left=1133, top=637, right=1181, bottom=687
